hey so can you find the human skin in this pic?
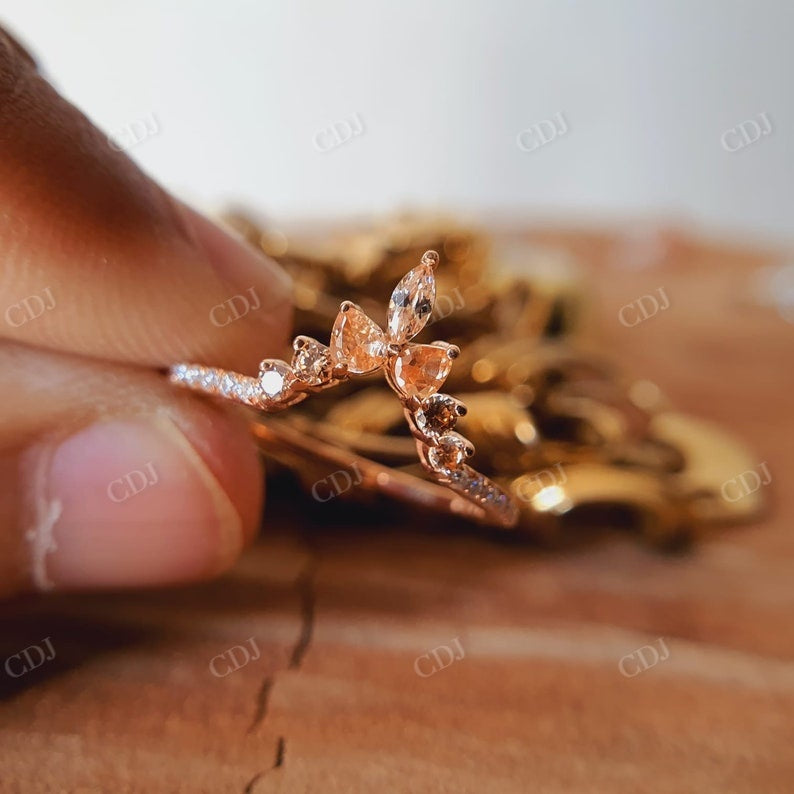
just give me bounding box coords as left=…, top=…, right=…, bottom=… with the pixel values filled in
left=0, top=26, right=293, bottom=597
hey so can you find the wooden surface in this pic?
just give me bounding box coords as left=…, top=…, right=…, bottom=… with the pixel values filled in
left=1, top=228, right=793, bottom=793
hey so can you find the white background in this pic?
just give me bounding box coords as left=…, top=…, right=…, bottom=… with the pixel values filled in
left=3, top=0, right=792, bottom=243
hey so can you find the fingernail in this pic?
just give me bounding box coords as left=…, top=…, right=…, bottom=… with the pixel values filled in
left=180, top=203, right=293, bottom=305
left=26, top=414, right=244, bottom=590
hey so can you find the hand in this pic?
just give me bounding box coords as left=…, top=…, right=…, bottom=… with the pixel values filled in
left=0, top=28, right=292, bottom=597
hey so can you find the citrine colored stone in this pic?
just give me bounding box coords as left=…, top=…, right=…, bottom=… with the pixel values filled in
left=292, top=336, right=333, bottom=385
left=387, top=262, right=436, bottom=343
left=331, top=302, right=387, bottom=374
left=427, top=432, right=473, bottom=470
left=389, top=343, right=452, bottom=399
left=415, top=393, right=462, bottom=434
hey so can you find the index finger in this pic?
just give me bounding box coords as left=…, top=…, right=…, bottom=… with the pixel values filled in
left=0, top=27, right=292, bottom=374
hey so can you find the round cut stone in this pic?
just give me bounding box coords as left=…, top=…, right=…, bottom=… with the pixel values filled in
left=445, top=467, right=469, bottom=488
left=220, top=374, right=236, bottom=396
left=415, top=393, right=460, bottom=434
left=468, top=475, right=487, bottom=499
left=292, top=337, right=333, bottom=385
left=236, top=380, right=261, bottom=405
left=259, top=360, right=293, bottom=399
left=331, top=303, right=387, bottom=374
left=387, top=262, right=436, bottom=343
left=389, top=343, right=452, bottom=400
left=427, top=432, right=472, bottom=470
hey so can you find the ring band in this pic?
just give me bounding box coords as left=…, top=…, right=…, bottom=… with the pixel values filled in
left=169, top=250, right=518, bottom=528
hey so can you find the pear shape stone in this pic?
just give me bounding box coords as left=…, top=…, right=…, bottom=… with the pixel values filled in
left=389, top=343, right=452, bottom=399
left=331, top=302, right=387, bottom=374
left=387, top=262, right=436, bottom=343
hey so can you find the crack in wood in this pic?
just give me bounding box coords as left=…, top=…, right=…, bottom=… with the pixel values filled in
left=274, top=735, right=286, bottom=768
left=288, top=558, right=317, bottom=670
left=246, top=553, right=317, bottom=737
left=246, top=676, right=274, bottom=735
left=242, top=736, right=286, bottom=793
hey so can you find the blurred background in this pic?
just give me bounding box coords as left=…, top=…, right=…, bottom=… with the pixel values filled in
left=2, top=4, right=793, bottom=791
left=3, top=0, right=793, bottom=242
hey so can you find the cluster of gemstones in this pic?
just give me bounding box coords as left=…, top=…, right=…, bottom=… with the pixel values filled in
left=171, top=251, right=517, bottom=526
left=255, top=250, right=459, bottom=405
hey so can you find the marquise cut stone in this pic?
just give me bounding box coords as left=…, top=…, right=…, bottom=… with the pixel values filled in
left=387, top=262, right=435, bottom=343
left=331, top=303, right=387, bottom=374
left=389, top=343, right=452, bottom=399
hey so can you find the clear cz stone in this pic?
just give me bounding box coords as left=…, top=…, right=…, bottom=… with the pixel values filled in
left=292, top=336, right=333, bottom=385
left=387, top=261, right=436, bottom=343
left=415, top=393, right=461, bottom=434
left=220, top=374, right=236, bottom=396
left=226, top=377, right=260, bottom=405
left=446, top=468, right=468, bottom=487
left=468, top=475, right=487, bottom=499
left=259, top=359, right=293, bottom=399
left=330, top=302, right=388, bottom=374
left=389, top=343, right=452, bottom=400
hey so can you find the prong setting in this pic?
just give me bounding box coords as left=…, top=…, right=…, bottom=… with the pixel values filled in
left=421, top=250, right=440, bottom=268
left=169, top=249, right=518, bottom=528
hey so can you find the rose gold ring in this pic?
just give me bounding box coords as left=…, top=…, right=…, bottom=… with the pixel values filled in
left=169, top=250, right=518, bottom=528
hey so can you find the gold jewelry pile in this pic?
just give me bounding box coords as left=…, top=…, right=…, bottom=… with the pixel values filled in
left=226, top=212, right=764, bottom=547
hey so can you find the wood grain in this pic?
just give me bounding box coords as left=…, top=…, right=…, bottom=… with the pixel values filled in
left=1, top=228, right=792, bottom=793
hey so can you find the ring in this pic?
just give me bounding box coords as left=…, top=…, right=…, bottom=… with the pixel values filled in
left=169, top=250, right=519, bottom=528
